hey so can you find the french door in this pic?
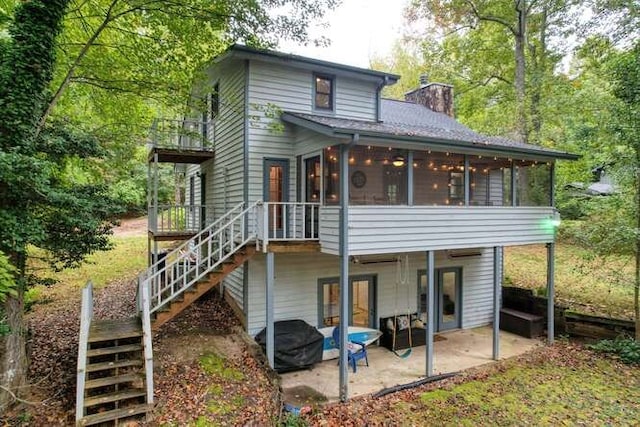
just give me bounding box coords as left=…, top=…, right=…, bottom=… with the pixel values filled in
left=319, top=275, right=377, bottom=328
left=303, top=155, right=320, bottom=238
left=263, top=159, right=289, bottom=238
left=418, top=267, right=462, bottom=331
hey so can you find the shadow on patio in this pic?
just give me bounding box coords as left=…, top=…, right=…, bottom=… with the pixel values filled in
left=280, top=327, right=541, bottom=404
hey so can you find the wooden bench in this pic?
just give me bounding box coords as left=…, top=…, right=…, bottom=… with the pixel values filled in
left=499, top=308, right=544, bottom=338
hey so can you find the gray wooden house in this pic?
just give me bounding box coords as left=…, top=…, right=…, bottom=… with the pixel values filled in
left=76, top=44, right=578, bottom=423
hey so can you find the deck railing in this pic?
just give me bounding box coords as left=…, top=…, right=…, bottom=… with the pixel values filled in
left=148, top=204, right=207, bottom=234
left=150, top=118, right=211, bottom=151
left=256, top=202, right=320, bottom=252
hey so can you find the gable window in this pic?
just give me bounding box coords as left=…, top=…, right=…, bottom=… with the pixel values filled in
left=210, top=83, right=219, bottom=120
left=314, top=74, right=334, bottom=111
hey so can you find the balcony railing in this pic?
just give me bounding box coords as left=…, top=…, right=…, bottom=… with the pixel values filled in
left=256, top=202, right=320, bottom=251
left=149, top=118, right=211, bottom=151
left=148, top=204, right=207, bottom=234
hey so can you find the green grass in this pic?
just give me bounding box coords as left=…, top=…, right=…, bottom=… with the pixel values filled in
left=26, top=235, right=148, bottom=304
left=196, top=352, right=247, bottom=425
left=359, top=348, right=640, bottom=426
left=504, top=242, right=635, bottom=320
left=199, top=352, right=245, bottom=382
left=409, top=360, right=639, bottom=425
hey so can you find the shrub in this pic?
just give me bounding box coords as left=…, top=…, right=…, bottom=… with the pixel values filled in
left=587, top=337, right=640, bottom=365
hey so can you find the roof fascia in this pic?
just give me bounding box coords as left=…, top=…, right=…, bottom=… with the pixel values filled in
left=281, top=112, right=351, bottom=139
left=224, top=44, right=400, bottom=85
left=329, top=129, right=580, bottom=161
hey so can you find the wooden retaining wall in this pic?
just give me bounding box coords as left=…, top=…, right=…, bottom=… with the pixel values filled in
left=502, top=286, right=635, bottom=340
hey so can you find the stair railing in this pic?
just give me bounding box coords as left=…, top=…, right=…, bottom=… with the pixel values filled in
left=137, top=277, right=154, bottom=405
left=76, top=280, right=94, bottom=423
left=139, top=200, right=260, bottom=315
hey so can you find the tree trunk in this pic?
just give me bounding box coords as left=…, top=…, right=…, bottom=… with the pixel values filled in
left=514, top=0, right=528, bottom=144
left=0, top=292, right=27, bottom=410
left=635, top=157, right=640, bottom=341
left=528, top=5, right=548, bottom=145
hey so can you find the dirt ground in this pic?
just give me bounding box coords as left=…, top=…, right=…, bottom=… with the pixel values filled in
left=1, top=282, right=279, bottom=426
left=113, top=216, right=148, bottom=238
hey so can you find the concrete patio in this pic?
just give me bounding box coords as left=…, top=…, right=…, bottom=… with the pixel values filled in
left=280, top=327, right=542, bottom=403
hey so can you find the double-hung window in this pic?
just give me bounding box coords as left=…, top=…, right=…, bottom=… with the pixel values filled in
left=314, top=74, right=334, bottom=111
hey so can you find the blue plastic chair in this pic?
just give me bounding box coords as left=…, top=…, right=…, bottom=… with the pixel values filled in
left=332, top=325, right=369, bottom=373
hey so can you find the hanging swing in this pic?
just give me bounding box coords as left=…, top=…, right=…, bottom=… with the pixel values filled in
left=391, top=255, right=412, bottom=359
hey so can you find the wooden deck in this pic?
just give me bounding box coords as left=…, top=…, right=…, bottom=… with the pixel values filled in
left=149, top=146, right=214, bottom=164
left=148, top=230, right=198, bottom=241
left=266, top=241, right=320, bottom=253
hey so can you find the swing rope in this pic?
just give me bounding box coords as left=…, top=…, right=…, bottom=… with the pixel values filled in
left=391, top=255, right=412, bottom=358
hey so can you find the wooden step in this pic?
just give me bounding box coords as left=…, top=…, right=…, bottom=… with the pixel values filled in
left=87, top=343, right=142, bottom=357
left=87, top=359, right=142, bottom=373
left=85, top=373, right=142, bottom=389
left=79, top=404, right=149, bottom=426
left=88, top=317, right=142, bottom=343
left=84, top=389, right=146, bottom=407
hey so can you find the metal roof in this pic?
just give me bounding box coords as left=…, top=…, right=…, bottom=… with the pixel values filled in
left=281, top=99, right=579, bottom=160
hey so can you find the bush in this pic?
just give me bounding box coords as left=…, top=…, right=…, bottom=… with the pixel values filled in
left=556, top=195, right=589, bottom=220
left=109, top=179, right=146, bottom=215
left=587, top=337, right=640, bottom=365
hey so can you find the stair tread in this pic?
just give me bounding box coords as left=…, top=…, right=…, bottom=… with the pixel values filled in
left=87, top=359, right=142, bottom=372
left=84, top=388, right=146, bottom=407
left=85, top=373, right=142, bottom=389
left=89, top=317, right=142, bottom=342
left=87, top=343, right=143, bottom=357
left=79, top=404, right=149, bottom=426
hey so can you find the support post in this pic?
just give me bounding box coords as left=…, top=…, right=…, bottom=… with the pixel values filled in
left=464, top=155, right=470, bottom=206
left=511, top=159, right=517, bottom=206
left=339, top=137, right=356, bottom=402
left=549, top=162, right=555, bottom=206
left=493, top=246, right=501, bottom=360
left=426, top=250, right=435, bottom=377
left=154, top=151, right=159, bottom=231
left=546, top=242, right=555, bottom=344
left=266, top=252, right=275, bottom=368
left=407, top=151, right=414, bottom=206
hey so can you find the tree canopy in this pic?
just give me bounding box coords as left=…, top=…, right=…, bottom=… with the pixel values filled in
left=0, top=0, right=339, bottom=410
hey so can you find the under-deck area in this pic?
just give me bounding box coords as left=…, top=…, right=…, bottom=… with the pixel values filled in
left=280, top=327, right=540, bottom=403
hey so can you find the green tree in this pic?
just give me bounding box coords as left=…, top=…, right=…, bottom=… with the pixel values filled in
left=0, top=0, right=339, bottom=410
left=405, top=0, right=583, bottom=144
left=608, top=42, right=640, bottom=340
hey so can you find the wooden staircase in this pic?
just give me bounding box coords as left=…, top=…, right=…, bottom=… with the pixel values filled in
left=76, top=245, right=256, bottom=425
left=77, top=317, right=151, bottom=426
left=151, top=245, right=256, bottom=330
left=78, top=203, right=261, bottom=424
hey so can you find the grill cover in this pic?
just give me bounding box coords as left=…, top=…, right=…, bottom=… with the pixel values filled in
left=255, top=320, right=324, bottom=373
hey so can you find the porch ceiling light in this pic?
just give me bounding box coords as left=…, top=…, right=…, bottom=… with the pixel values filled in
left=392, top=155, right=405, bottom=167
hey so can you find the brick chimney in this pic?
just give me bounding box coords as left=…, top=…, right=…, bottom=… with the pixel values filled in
left=405, top=73, right=454, bottom=117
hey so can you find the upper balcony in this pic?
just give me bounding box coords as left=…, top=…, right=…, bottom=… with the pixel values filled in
left=148, top=118, right=214, bottom=164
